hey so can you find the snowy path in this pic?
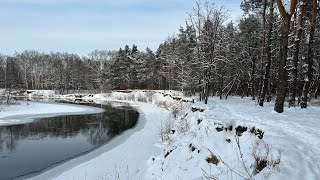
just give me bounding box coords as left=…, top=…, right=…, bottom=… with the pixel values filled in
left=207, top=97, right=320, bottom=179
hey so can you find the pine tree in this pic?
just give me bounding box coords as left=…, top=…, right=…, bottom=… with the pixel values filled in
left=301, top=0, right=318, bottom=108
left=260, top=0, right=275, bottom=106
left=274, top=0, right=298, bottom=113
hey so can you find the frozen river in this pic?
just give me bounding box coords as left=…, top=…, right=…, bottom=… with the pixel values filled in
left=0, top=101, right=139, bottom=180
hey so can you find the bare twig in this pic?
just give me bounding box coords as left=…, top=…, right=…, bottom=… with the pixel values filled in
left=235, top=135, right=253, bottom=180
left=206, top=148, right=249, bottom=180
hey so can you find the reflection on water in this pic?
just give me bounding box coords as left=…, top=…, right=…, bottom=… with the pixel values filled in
left=0, top=101, right=139, bottom=180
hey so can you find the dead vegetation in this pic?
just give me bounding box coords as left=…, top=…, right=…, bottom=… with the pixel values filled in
left=206, top=155, right=220, bottom=165
left=191, top=107, right=205, bottom=112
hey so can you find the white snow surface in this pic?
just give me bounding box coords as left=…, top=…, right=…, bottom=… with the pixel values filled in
left=0, top=101, right=104, bottom=125
left=148, top=97, right=320, bottom=180
left=2, top=90, right=320, bottom=180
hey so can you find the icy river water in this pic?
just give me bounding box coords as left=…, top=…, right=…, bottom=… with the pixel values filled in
left=0, top=101, right=139, bottom=180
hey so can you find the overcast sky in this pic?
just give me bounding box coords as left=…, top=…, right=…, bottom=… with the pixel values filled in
left=0, top=0, right=242, bottom=55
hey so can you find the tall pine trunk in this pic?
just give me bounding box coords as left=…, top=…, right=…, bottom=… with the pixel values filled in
left=274, top=0, right=297, bottom=113
left=275, top=17, right=290, bottom=113
left=258, top=0, right=268, bottom=102
left=288, top=0, right=307, bottom=107
left=259, top=0, right=274, bottom=106
left=251, top=53, right=256, bottom=100
left=315, top=81, right=319, bottom=99
left=204, top=69, right=209, bottom=104
left=301, top=0, right=318, bottom=108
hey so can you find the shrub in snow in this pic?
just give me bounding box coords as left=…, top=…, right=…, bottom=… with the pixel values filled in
left=205, top=154, right=220, bottom=165
left=160, top=117, right=174, bottom=143
left=148, top=97, right=281, bottom=180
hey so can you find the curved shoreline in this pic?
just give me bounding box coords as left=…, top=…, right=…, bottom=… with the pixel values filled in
left=27, top=101, right=148, bottom=180
left=0, top=101, right=105, bottom=126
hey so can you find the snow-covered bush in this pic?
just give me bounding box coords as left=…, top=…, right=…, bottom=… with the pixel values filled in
left=160, top=116, right=174, bottom=143
left=148, top=97, right=282, bottom=180
left=25, top=90, right=56, bottom=98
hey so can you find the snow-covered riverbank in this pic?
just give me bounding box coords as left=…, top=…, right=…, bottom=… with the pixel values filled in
left=31, top=101, right=170, bottom=180
left=0, top=101, right=104, bottom=125
left=2, top=90, right=320, bottom=180
left=52, top=91, right=320, bottom=180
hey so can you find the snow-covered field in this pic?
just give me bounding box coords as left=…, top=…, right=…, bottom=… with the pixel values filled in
left=1, top=91, right=320, bottom=180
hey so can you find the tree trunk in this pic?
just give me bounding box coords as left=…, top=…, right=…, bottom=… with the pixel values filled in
left=219, top=75, right=223, bottom=100
left=288, top=0, right=307, bottom=107
left=315, top=81, right=319, bottom=99
left=275, top=16, right=291, bottom=113
left=204, top=69, right=209, bottom=104
left=259, top=0, right=274, bottom=106
left=251, top=54, right=256, bottom=100
left=301, top=0, right=318, bottom=108
left=198, top=78, right=202, bottom=102
left=274, top=0, right=297, bottom=113
left=258, top=0, right=268, bottom=102
left=225, top=75, right=238, bottom=100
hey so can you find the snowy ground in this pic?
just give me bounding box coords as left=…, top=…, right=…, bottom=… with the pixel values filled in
left=2, top=91, right=320, bottom=179
left=0, top=101, right=104, bottom=125
left=148, top=97, right=320, bottom=180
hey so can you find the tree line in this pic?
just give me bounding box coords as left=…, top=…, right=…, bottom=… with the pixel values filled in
left=0, top=47, right=162, bottom=94
left=0, top=0, right=319, bottom=112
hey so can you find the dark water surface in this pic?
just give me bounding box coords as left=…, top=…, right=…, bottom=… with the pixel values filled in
left=0, top=101, right=139, bottom=180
